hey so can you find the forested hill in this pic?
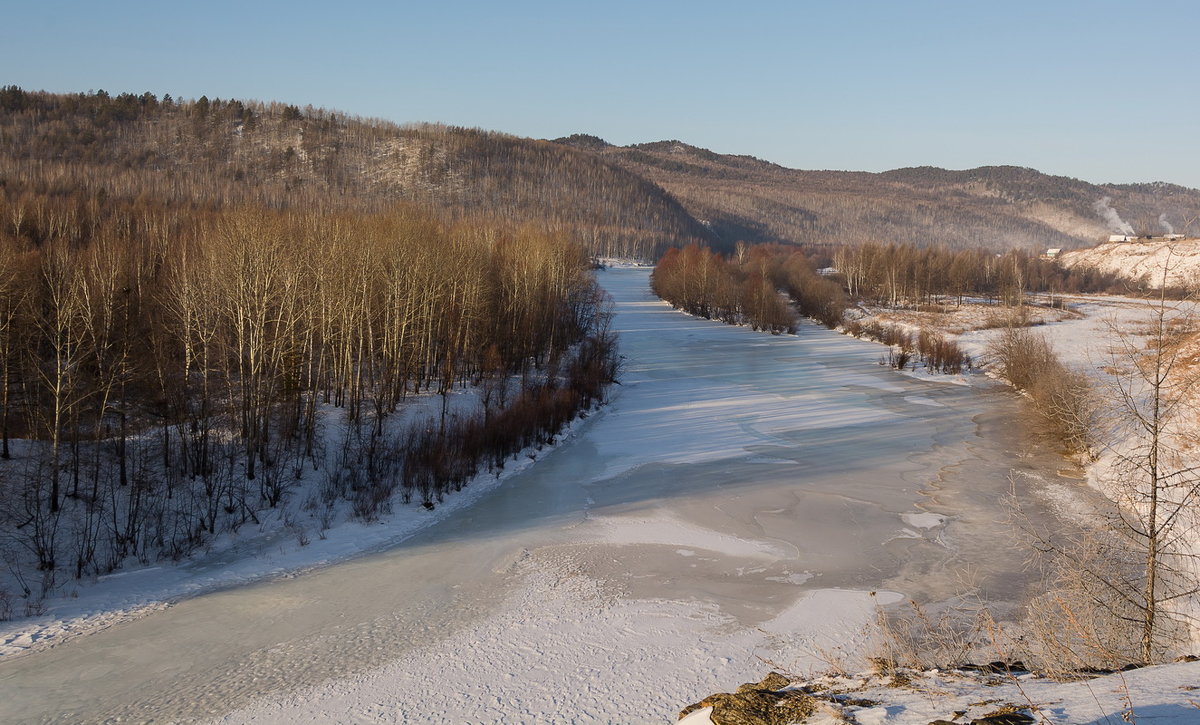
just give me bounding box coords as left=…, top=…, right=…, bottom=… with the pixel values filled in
left=6, top=87, right=1198, bottom=258
left=555, top=135, right=1200, bottom=252
left=0, top=87, right=716, bottom=259
left=0, top=87, right=633, bottom=587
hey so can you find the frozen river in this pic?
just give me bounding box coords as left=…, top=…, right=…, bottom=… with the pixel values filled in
left=0, top=268, right=1091, bottom=723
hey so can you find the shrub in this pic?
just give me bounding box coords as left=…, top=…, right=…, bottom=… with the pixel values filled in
left=888, top=347, right=913, bottom=370
left=987, top=327, right=1094, bottom=456
left=388, top=332, right=618, bottom=515
left=917, top=330, right=970, bottom=374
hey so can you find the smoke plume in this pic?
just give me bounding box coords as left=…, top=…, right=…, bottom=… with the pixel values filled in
left=1159, top=213, right=1175, bottom=234
left=1093, top=197, right=1134, bottom=235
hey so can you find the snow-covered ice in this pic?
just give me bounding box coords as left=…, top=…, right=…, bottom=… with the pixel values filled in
left=0, top=269, right=1104, bottom=723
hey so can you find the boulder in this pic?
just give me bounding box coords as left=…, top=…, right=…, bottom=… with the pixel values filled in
left=735, top=672, right=791, bottom=694
left=679, top=673, right=815, bottom=725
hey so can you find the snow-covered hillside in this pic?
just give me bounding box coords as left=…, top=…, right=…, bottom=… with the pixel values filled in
left=1058, top=238, right=1200, bottom=288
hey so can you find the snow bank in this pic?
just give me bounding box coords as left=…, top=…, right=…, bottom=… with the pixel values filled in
left=1060, top=238, right=1200, bottom=289
left=781, top=662, right=1200, bottom=724
left=0, top=395, right=596, bottom=659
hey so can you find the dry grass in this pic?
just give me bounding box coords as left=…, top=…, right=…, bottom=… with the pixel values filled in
left=869, top=301, right=1076, bottom=337
left=870, top=598, right=1008, bottom=673
left=987, top=327, right=1095, bottom=457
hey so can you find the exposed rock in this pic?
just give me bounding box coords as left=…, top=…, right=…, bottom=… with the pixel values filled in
left=679, top=673, right=815, bottom=725
left=971, top=713, right=1035, bottom=725
left=677, top=691, right=815, bottom=725
left=1074, top=662, right=1144, bottom=676
left=930, top=708, right=1035, bottom=725
left=736, top=672, right=791, bottom=694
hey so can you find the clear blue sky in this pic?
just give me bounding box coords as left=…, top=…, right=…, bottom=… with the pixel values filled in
left=4, top=1, right=1198, bottom=188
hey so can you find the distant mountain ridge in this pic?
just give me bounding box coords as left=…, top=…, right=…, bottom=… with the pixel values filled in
left=554, top=135, right=1200, bottom=252
left=2, top=87, right=1196, bottom=259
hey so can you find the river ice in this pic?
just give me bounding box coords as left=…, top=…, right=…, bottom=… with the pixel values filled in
left=0, top=268, right=1101, bottom=723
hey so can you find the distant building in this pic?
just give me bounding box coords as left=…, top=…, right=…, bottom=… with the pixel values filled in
left=1044, top=248, right=1061, bottom=259
left=1107, top=233, right=1188, bottom=243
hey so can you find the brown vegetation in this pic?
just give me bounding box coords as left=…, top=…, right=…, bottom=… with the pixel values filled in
left=987, top=327, right=1094, bottom=455
left=0, top=88, right=622, bottom=599
left=0, top=86, right=713, bottom=261
left=651, top=242, right=852, bottom=333
left=775, top=251, right=849, bottom=328
left=834, top=243, right=1129, bottom=308
left=651, top=244, right=797, bottom=333
left=652, top=241, right=978, bottom=374
left=842, top=320, right=971, bottom=374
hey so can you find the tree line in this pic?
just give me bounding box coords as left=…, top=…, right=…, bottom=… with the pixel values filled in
left=653, top=239, right=1134, bottom=335
left=0, top=184, right=617, bottom=601
left=652, top=241, right=852, bottom=328
left=832, top=242, right=1132, bottom=309
left=651, top=244, right=796, bottom=333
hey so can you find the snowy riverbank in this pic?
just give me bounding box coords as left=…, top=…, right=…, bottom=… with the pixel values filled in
left=679, top=660, right=1200, bottom=724
left=0, top=392, right=597, bottom=659
left=0, top=268, right=1105, bottom=723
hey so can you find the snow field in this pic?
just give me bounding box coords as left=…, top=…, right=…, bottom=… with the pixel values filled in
left=220, top=552, right=899, bottom=724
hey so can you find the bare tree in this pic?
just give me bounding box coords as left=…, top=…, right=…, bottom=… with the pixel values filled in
left=33, top=240, right=91, bottom=514
left=0, top=235, right=30, bottom=460
left=1099, top=268, right=1200, bottom=662
left=0, top=103, right=623, bottom=589
left=1024, top=255, right=1200, bottom=665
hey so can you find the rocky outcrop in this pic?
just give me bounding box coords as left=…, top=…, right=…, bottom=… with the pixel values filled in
left=677, top=672, right=816, bottom=725
left=681, top=670, right=1040, bottom=725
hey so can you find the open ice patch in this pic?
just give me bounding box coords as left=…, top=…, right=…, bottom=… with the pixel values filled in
left=900, top=512, right=947, bottom=529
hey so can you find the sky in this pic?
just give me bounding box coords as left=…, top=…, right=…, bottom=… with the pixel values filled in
left=4, top=0, right=1199, bottom=188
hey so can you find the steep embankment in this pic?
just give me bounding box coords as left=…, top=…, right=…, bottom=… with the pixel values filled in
left=1058, top=237, right=1200, bottom=288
